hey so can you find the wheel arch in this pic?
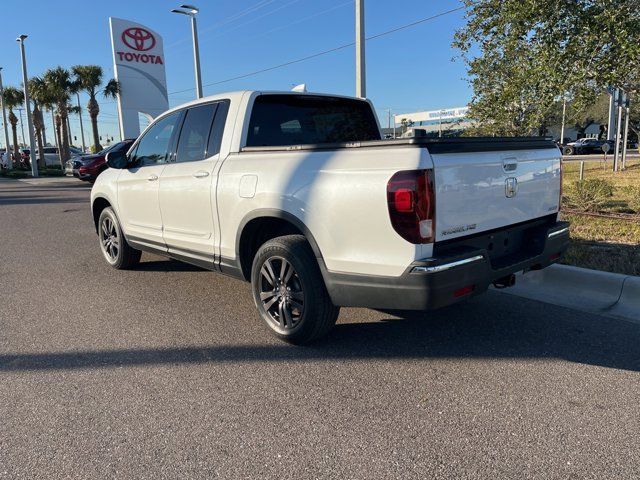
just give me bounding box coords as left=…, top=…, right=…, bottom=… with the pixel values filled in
left=236, top=209, right=325, bottom=281
left=91, top=196, right=113, bottom=233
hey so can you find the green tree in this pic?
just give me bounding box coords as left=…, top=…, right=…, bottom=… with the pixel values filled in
left=2, top=86, right=24, bottom=162
left=27, top=76, right=51, bottom=169
left=43, top=67, right=75, bottom=164
left=72, top=65, right=119, bottom=152
left=400, top=118, right=414, bottom=134
left=567, top=93, right=610, bottom=140
left=454, top=0, right=640, bottom=136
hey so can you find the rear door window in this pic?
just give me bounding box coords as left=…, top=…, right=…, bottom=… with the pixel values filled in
left=174, top=100, right=230, bottom=162
left=175, top=104, right=217, bottom=163
left=207, top=100, right=230, bottom=157
left=246, top=94, right=380, bottom=147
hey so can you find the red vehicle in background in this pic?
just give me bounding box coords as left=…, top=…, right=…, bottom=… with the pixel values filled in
left=76, top=140, right=135, bottom=182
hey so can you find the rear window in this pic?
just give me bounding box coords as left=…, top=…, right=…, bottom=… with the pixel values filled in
left=246, top=94, right=380, bottom=147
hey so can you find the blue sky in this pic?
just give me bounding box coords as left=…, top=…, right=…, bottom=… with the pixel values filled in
left=0, top=0, right=470, bottom=147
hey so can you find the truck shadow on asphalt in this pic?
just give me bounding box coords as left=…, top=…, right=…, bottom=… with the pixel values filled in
left=0, top=195, right=89, bottom=206
left=1, top=292, right=639, bottom=372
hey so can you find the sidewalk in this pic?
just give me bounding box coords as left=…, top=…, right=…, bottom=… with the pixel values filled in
left=497, top=264, right=640, bottom=323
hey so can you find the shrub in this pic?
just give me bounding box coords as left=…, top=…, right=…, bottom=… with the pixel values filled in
left=569, top=179, right=614, bottom=212
left=621, top=186, right=640, bottom=213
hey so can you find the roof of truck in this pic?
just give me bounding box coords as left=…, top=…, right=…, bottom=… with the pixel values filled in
left=164, top=90, right=369, bottom=115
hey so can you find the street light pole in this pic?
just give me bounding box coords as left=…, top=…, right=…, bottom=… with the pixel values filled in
left=355, top=0, right=366, bottom=98
left=190, top=13, right=203, bottom=99
left=76, top=92, right=86, bottom=152
left=17, top=34, right=38, bottom=177
left=172, top=4, right=203, bottom=99
left=559, top=96, right=567, bottom=145
left=0, top=67, right=12, bottom=170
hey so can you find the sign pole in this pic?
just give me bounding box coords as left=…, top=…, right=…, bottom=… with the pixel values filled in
left=621, top=103, right=630, bottom=171
left=613, top=90, right=623, bottom=172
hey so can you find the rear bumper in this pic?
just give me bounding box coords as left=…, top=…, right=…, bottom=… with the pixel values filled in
left=324, top=220, right=570, bottom=310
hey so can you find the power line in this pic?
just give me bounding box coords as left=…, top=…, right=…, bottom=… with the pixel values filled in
left=168, top=5, right=465, bottom=95
left=166, top=0, right=280, bottom=49
left=198, top=0, right=304, bottom=43
left=243, top=1, right=354, bottom=43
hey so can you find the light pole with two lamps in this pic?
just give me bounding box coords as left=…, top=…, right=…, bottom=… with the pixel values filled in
left=17, top=34, right=38, bottom=177
left=171, top=4, right=203, bottom=99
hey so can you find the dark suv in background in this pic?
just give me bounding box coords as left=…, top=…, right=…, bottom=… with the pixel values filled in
left=562, top=138, right=613, bottom=155
left=73, top=140, right=135, bottom=182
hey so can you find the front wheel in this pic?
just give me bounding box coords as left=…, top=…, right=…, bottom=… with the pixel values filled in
left=98, top=207, right=141, bottom=269
left=251, top=235, right=339, bottom=344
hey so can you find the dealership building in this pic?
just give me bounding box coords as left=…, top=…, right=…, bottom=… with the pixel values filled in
left=385, top=107, right=473, bottom=137
left=384, top=106, right=603, bottom=141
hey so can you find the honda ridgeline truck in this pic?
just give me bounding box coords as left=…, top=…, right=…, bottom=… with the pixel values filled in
left=91, top=91, right=569, bottom=343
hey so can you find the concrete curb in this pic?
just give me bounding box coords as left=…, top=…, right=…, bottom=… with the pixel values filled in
left=496, top=264, right=640, bottom=323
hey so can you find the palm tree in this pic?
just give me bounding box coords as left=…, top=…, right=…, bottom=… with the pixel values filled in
left=2, top=86, right=24, bottom=163
left=27, top=76, right=50, bottom=169
left=73, top=66, right=119, bottom=152
left=43, top=67, right=74, bottom=165
left=104, top=78, right=120, bottom=102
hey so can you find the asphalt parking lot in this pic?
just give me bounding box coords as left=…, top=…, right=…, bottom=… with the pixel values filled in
left=1, top=177, right=639, bottom=479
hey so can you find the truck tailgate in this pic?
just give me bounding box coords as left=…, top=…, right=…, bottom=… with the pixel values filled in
left=430, top=147, right=561, bottom=242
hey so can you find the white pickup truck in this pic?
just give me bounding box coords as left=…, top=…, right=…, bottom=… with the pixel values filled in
left=91, top=91, right=569, bottom=343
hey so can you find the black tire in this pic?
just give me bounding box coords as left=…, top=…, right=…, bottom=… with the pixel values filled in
left=562, top=145, right=574, bottom=155
left=251, top=235, right=339, bottom=344
left=97, top=207, right=141, bottom=269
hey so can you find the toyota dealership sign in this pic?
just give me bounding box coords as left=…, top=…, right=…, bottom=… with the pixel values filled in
left=109, top=18, right=169, bottom=139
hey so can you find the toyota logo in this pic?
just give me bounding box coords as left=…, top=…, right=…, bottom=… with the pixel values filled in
left=121, top=27, right=156, bottom=51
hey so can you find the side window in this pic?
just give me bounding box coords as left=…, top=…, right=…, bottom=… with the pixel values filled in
left=175, top=104, right=217, bottom=163
left=207, top=100, right=230, bottom=157
left=132, top=112, right=181, bottom=166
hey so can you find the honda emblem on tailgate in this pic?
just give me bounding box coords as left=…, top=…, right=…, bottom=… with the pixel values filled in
left=505, top=177, right=518, bottom=198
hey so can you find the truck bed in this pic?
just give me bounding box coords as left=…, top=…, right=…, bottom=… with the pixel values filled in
left=241, top=136, right=558, bottom=154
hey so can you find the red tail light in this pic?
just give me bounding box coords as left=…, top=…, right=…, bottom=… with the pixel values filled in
left=387, top=169, right=435, bottom=244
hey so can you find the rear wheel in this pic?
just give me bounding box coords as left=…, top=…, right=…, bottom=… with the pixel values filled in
left=98, top=207, right=141, bottom=269
left=251, top=235, right=339, bottom=344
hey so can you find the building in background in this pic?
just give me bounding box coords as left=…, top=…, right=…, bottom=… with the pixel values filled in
left=392, top=107, right=472, bottom=137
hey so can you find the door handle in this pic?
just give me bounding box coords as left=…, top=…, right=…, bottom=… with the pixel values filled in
left=147, top=174, right=159, bottom=181
left=193, top=171, right=210, bottom=178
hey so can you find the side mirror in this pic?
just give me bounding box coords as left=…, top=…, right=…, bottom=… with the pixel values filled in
left=106, top=150, right=128, bottom=169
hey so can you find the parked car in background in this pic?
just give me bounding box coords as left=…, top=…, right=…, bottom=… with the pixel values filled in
left=41, top=146, right=85, bottom=166
left=16, top=146, right=88, bottom=168
left=563, top=138, right=609, bottom=155
left=75, top=140, right=135, bottom=182
left=0, top=149, right=8, bottom=168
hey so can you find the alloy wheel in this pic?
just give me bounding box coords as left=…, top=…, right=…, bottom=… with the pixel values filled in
left=99, top=216, right=120, bottom=262
left=258, top=256, right=305, bottom=331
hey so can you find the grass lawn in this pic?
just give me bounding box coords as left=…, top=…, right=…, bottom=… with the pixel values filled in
left=561, top=159, right=640, bottom=276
